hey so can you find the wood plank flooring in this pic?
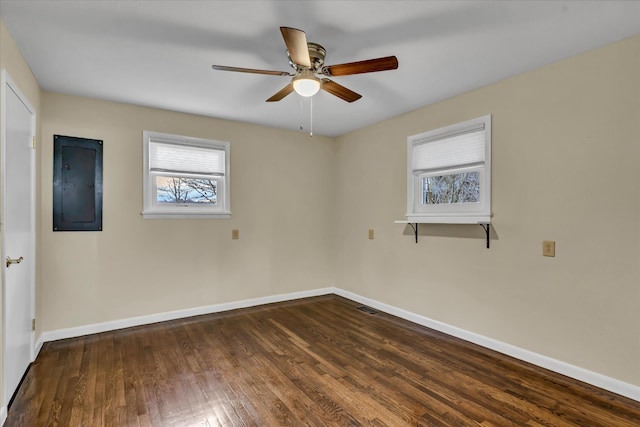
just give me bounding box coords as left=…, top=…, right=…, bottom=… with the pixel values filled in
left=6, top=295, right=640, bottom=426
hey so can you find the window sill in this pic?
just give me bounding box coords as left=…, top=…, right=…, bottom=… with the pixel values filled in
left=142, top=211, right=231, bottom=220
left=399, top=214, right=491, bottom=224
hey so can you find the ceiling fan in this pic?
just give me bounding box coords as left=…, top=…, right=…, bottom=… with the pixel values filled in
left=212, top=27, right=398, bottom=103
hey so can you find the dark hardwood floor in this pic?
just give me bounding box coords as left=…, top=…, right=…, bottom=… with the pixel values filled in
left=6, top=295, right=640, bottom=426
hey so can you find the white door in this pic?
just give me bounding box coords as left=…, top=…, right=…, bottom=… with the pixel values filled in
left=1, top=71, right=36, bottom=406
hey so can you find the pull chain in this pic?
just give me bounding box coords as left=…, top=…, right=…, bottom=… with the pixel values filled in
left=298, top=96, right=314, bottom=137
left=299, top=95, right=304, bottom=131
left=310, top=96, right=313, bottom=137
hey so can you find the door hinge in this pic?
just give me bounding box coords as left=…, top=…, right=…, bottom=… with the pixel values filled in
left=32, top=318, right=36, bottom=331
left=32, top=136, right=36, bottom=148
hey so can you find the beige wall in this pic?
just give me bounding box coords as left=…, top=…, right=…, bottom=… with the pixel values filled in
left=335, top=35, right=640, bottom=386
left=40, top=94, right=336, bottom=330
left=6, top=13, right=638, bottom=392
left=0, top=18, right=42, bottom=406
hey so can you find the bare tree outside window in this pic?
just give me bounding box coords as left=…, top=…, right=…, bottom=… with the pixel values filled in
left=187, top=179, right=217, bottom=204
left=422, top=171, right=480, bottom=205
left=157, top=177, right=217, bottom=204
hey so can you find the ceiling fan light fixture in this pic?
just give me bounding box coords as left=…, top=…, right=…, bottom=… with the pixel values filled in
left=292, top=72, right=321, bottom=97
left=213, top=27, right=397, bottom=103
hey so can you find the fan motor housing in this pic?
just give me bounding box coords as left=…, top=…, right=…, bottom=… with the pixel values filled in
left=288, top=42, right=326, bottom=72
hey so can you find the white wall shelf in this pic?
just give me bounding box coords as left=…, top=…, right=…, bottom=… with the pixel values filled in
left=394, top=220, right=491, bottom=248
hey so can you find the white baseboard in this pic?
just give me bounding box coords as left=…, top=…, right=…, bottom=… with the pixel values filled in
left=38, top=287, right=336, bottom=344
left=36, top=286, right=639, bottom=402
left=34, top=335, right=44, bottom=359
left=332, top=288, right=640, bottom=402
left=0, top=405, right=6, bottom=425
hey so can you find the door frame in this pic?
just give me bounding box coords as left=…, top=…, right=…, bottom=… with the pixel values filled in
left=0, top=69, right=37, bottom=407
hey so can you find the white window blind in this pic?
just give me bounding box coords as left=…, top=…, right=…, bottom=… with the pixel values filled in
left=404, top=115, right=491, bottom=224
left=149, top=141, right=225, bottom=176
left=412, top=126, right=485, bottom=173
left=143, top=130, right=231, bottom=219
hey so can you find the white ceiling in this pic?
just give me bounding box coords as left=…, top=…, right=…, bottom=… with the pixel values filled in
left=1, top=1, right=639, bottom=137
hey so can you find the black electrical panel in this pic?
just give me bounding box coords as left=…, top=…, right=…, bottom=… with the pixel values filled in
left=53, top=135, right=103, bottom=231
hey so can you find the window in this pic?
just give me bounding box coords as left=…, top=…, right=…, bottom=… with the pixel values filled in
left=406, top=115, right=491, bottom=223
left=142, top=131, right=230, bottom=219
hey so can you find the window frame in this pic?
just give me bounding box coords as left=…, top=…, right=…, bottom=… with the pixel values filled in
left=406, top=115, right=491, bottom=224
left=142, top=130, right=230, bottom=219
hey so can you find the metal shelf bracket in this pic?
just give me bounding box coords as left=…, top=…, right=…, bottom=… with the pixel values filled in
left=408, top=223, right=418, bottom=243
left=396, top=220, right=491, bottom=248
left=479, top=223, right=490, bottom=249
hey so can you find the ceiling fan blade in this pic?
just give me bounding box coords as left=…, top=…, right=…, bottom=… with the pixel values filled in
left=321, top=56, right=398, bottom=76
left=321, top=79, right=362, bottom=103
left=280, top=27, right=311, bottom=67
left=266, top=83, right=294, bottom=102
left=212, top=65, right=291, bottom=76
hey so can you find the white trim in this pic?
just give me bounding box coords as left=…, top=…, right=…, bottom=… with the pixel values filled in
left=141, top=211, right=231, bottom=220
left=34, top=287, right=639, bottom=402
left=402, top=215, right=492, bottom=224
left=331, top=288, right=640, bottom=402
left=1, top=69, right=37, bottom=408
left=34, top=335, right=44, bottom=359
left=38, top=288, right=336, bottom=343
left=412, top=119, right=487, bottom=145
left=0, top=405, right=6, bottom=425
left=142, top=130, right=231, bottom=218
left=406, top=114, right=491, bottom=221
